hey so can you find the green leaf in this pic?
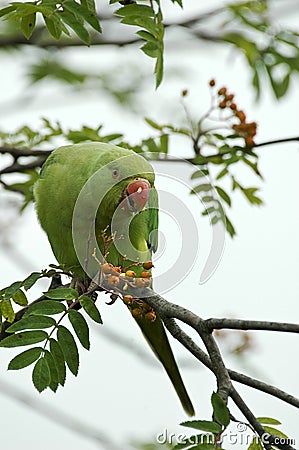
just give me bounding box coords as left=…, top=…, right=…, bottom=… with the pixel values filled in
left=80, top=296, right=102, bottom=323
left=12, top=289, right=28, bottom=306
left=6, top=315, right=56, bottom=333
left=23, top=272, right=41, bottom=291
left=141, top=41, right=159, bottom=58
left=8, top=347, right=43, bottom=370
left=263, top=426, right=288, bottom=439
left=215, top=186, right=231, bottom=207
left=0, top=330, right=48, bottom=348
left=43, top=14, right=63, bottom=39
left=63, top=1, right=101, bottom=32
left=49, top=338, right=66, bottom=386
left=160, top=134, right=168, bottom=154
left=211, top=392, right=230, bottom=427
left=257, top=417, right=281, bottom=425
left=180, top=420, right=222, bottom=434
left=68, top=310, right=90, bottom=350
left=248, top=438, right=263, bottom=450
left=191, top=184, right=212, bottom=194
left=0, top=5, right=17, bottom=18
left=57, top=325, right=79, bottom=376
left=0, top=300, right=15, bottom=323
left=4, top=281, right=23, bottom=300
left=26, top=300, right=66, bottom=316
left=225, top=215, right=236, bottom=238
left=115, top=4, right=155, bottom=17
left=44, top=288, right=78, bottom=301
left=191, top=169, right=209, bottom=179
left=59, top=9, right=90, bottom=44
left=216, top=168, right=228, bottom=180
left=21, top=12, right=36, bottom=39
left=144, top=117, right=163, bottom=131
left=44, top=350, right=59, bottom=392
left=32, top=357, right=51, bottom=392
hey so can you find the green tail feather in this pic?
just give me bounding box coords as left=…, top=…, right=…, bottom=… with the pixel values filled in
left=133, top=313, right=195, bottom=416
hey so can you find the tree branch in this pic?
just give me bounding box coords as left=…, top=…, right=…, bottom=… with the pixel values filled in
left=206, top=318, right=299, bottom=333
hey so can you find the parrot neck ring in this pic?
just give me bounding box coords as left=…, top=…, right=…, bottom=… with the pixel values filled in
left=123, top=178, right=150, bottom=213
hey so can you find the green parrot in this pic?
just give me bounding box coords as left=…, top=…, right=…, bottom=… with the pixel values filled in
left=34, top=142, right=194, bottom=416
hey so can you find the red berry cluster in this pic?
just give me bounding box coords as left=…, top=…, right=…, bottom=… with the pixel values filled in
left=100, top=261, right=156, bottom=322
left=209, top=79, right=257, bottom=147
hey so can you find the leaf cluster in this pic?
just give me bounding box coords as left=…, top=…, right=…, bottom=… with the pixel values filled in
left=0, top=285, right=102, bottom=392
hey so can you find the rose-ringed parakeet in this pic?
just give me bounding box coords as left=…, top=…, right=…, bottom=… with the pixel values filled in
left=34, top=142, right=194, bottom=416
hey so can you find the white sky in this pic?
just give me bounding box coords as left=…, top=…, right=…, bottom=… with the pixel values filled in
left=0, top=1, right=299, bottom=449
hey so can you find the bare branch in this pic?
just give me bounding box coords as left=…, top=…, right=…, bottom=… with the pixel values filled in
left=206, top=318, right=299, bottom=333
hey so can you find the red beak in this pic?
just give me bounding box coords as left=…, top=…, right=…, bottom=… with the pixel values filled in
left=126, top=178, right=150, bottom=211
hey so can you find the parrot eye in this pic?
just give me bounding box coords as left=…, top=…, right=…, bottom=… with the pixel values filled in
left=112, top=168, right=120, bottom=179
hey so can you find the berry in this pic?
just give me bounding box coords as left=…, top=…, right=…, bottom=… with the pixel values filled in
left=123, top=295, right=133, bottom=305
left=219, top=101, right=227, bottom=109
left=209, top=79, right=216, bottom=87
left=140, top=271, right=151, bottom=278
left=132, top=308, right=142, bottom=318
left=145, top=311, right=156, bottom=322
left=142, top=261, right=154, bottom=270
left=218, top=87, right=227, bottom=96
left=181, top=89, right=188, bottom=97
left=125, top=270, right=136, bottom=278
left=101, top=263, right=114, bottom=274
left=107, top=275, right=120, bottom=287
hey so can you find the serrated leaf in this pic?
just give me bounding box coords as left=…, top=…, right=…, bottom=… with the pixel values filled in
left=248, top=438, right=263, bottom=450
left=141, top=41, right=159, bottom=58
left=12, top=289, right=28, bottom=306
left=60, top=9, right=90, bottom=44
left=191, top=169, right=209, bottom=179
left=6, top=315, right=56, bottom=333
left=43, top=14, right=63, bottom=39
left=57, top=325, right=79, bottom=376
left=44, top=350, right=59, bottom=392
left=115, top=4, right=154, bottom=17
left=144, top=117, right=163, bottom=131
left=216, top=168, right=229, bottom=180
left=225, top=215, right=236, bottom=238
left=263, top=426, right=288, bottom=439
left=0, top=300, right=15, bottom=323
left=8, top=347, right=43, bottom=370
left=4, top=281, right=23, bottom=300
left=191, top=184, right=212, bottom=194
left=215, top=186, right=231, bottom=207
left=0, top=5, right=17, bottom=17
left=80, top=296, right=102, bottom=323
left=0, top=330, right=48, bottom=348
left=32, top=357, right=51, bottom=392
left=63, top=1, right=101, bottom=32
left=44, top=288, right=78, bottom=300
left=23, top=272, right=41, bottom=291
left=49, top=338, right=66, bottom=386
left=180, top=420, right=222, bottom=434
left=21, top=12, right=36, bottom=39
left=257, top=417, right=281, bottom=425
left=68, top=310, right=90, bottom=350
left=211, top=392, right=230, bottom=427
left=26, top=300, right=66, bottom=316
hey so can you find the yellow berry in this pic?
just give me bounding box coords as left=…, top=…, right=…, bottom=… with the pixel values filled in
left=140, top=271, right=151, bottom=278
left=125, top=270, right=136, bottom=278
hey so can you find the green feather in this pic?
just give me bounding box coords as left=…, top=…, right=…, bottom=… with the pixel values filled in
left=34, top=142, right=194, bottom=416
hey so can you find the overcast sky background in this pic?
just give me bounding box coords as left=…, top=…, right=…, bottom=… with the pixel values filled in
left=0, top=1, right=299, bottom=449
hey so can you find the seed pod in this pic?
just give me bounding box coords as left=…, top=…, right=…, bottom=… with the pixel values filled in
left=107, top=275, right=120, bottom=286
left=123, top=295, right=133, bottom=305
left=101, top=262, right=114, bottom=274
